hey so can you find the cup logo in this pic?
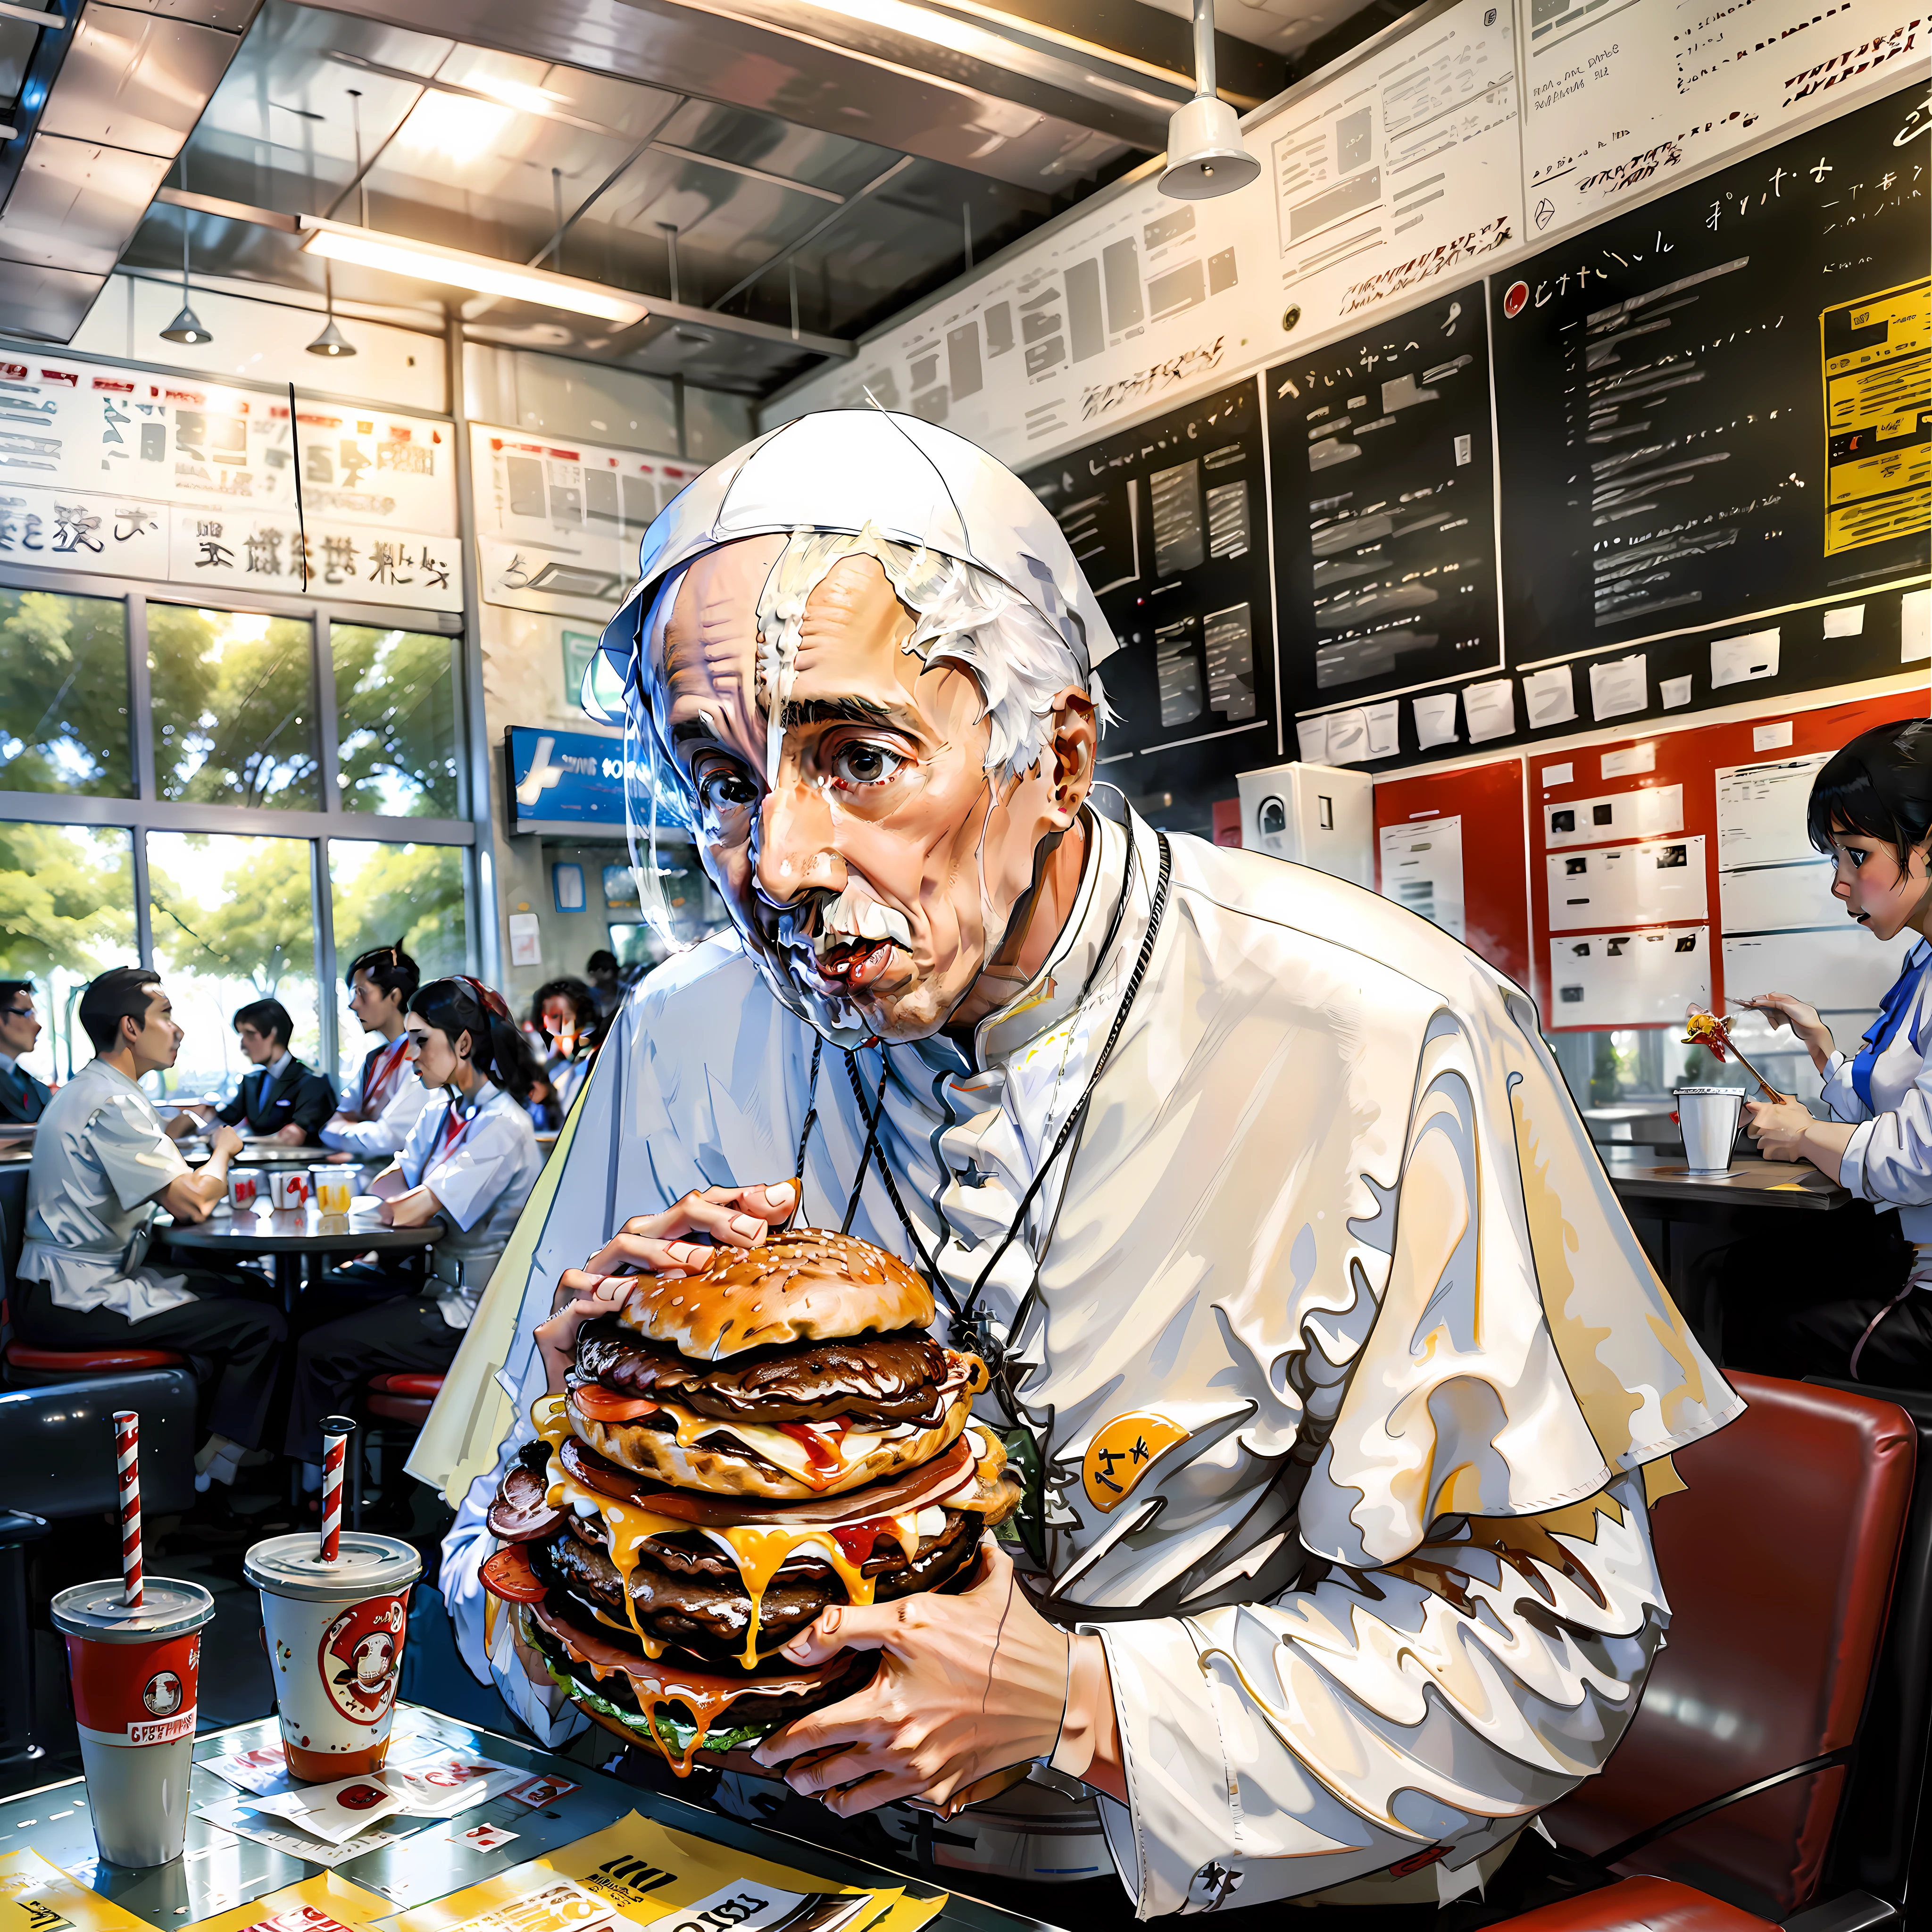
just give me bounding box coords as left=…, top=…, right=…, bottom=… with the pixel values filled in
left=336, top=1782, right=388, bottom=1809
left=142, top=1668, right=183, bottom=1717
left=318, top=1593, right=408, bottom=1724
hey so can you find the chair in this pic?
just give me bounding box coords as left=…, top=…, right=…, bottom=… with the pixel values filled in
left=1523, top=1372, right=1922, bottom=1927
left=347, top=1371, right=443, bottom=1527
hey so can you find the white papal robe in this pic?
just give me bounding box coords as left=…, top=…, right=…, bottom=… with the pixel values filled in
left=440, top=798, right=1740, bottom=1917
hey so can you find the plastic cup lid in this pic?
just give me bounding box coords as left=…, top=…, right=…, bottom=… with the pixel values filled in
left=1674, top=1085, right=1746, bottom=1096
left=51, top=1576, right=214, bottom=1643
left=244, top=1531, right=422, bottom=1601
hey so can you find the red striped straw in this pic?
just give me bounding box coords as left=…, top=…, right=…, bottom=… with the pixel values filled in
left=320, top=1416, right=354, bottom=1563
left=114, top=1410, right=142, bottom=1609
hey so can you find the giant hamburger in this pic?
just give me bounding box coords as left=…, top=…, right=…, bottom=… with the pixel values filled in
left=479, top=1228, right=1022, bottom=1772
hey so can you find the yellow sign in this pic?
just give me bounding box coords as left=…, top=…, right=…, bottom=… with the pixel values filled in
left=1820, top=278, right=1931, bottom=556
left=1081, top=1410, right=1189, bottom=1512
left=0, top=1851, right=160, bottom=1932
left=387, top=1814, right=900, bottom=1932
left=187, top=1877, right=395, bottom=1932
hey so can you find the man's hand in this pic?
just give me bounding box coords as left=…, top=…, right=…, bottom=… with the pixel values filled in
left=552, top=1181, right=796, bottom=1310
left=210, top=1123, right=244, bottom=1162
left=535, top=1276, right=634, bottom=1391
left=272, top=1124, right=308, bottom=1146
left=751, top=1539, right=1074, bottom=1815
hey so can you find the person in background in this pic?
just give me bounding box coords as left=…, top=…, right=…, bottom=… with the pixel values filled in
left=0, top=978, right=51, bottom=1144
left=529, top=976, right=601, bottom=1114
left=583, top=949, right=625, bottom=1020
left=322, top=942, right=431, bottom=1159
left=1732, top=719, right=1932, bottom=1384
left=490, top=1016, right=557, bottom=1131
left=197, top=999, right=334, bottom=1145
left=13, top=967, right=285, bottom=1509
left=284, top=975, right=539, bottom=1501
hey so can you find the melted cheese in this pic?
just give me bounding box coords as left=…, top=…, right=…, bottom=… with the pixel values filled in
left=529, top=1394, right=947, bottom=1672
left=604, top=1394, right=892, bottom=1488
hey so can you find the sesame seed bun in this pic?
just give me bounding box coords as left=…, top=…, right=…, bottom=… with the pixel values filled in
left=616, top=1227, right=935, bottom=1359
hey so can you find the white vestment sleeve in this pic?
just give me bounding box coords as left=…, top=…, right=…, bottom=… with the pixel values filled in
left=1092, top=1471, right=1664, bottom=1915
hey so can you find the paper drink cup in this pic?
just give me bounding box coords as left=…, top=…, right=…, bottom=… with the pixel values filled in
left=1674, top=1085, right=1745, bottom=1175
left=311, top=1166, right=357, bottom=1216
left=52, top=1576, right=214, bottom=1867
left=244, top=1532, right=421, bottom=1782
left=270, top=1168, right=311, bottom=1211
left=227, top=1170, right=260, bottom=1213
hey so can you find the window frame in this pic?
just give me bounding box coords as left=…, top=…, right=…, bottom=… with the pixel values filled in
left=0, top=557, right=478, bottom=1086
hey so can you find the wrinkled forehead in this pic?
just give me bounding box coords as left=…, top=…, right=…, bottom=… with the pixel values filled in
left=655, top=534, right=787, bottom=722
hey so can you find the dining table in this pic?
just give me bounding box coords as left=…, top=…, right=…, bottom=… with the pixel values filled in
left=159, top=1202, right=441, bottom=1312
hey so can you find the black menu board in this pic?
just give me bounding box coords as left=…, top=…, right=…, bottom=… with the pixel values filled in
left=1022, top=377, right=1278, bottom=820
left=1266, top=282, right=1502, bottom=720
left=1494, top=80, right=1931, bottom=669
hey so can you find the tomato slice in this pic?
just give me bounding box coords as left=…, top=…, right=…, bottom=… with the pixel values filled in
left=567, top=1384, right=666, bottom=1422
left=480, top=1544, right=548, bottom=1603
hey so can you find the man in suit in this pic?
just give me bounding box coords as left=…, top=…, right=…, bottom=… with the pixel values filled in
left=0, top=979, right=51, bottom=1141
left=208, top=999, right=334, bottom=1144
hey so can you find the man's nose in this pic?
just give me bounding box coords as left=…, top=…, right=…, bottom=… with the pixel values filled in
left=755, top=778, right=841, bottom=906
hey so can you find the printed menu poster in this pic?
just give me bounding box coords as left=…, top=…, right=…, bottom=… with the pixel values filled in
left=183, top=1876, right=395, bottom=1932
left=0, top=357, right=458, bottom=610
left=384, top=1813, right=899, bottom=1932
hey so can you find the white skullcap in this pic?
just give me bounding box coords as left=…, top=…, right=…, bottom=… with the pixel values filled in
left=594, top=409, right=1117, bottom=703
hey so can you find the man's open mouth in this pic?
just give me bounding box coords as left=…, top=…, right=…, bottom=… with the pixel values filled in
left=815, top=935, right=899, bottom=988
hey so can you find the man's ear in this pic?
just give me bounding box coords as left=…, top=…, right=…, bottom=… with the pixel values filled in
left=1045, top=689, right=1098, bottom=828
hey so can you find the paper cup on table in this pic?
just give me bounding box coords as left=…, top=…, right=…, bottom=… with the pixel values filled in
left=244, top=1532, right=421, bottom=1782
left=51, top=1576, right=213, bottom=1866
left=311, top=1165, right=358, bottom=1216
left=227, top=1169, right=261, bottom=1214
left=1674, top=1086, right=1746, bottom=1175
left=270, top=1168, right=311, bottom=1211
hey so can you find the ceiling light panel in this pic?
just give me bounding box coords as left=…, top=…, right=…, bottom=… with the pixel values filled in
left=299, top=215, right=650, bottom=325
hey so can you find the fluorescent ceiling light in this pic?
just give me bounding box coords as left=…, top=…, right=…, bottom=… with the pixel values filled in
left=299, top=217, right=649, bottom=326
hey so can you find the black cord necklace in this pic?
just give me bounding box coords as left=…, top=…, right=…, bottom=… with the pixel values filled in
left=797, top=829, right=1173, bottom=1398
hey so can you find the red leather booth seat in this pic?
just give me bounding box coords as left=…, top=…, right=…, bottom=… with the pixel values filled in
left=1543, top=1372, right=1915, bottom=1919
left=1499, top=1877, right=1777, bottom=1931
left=0, top=1296, right=187, bottom=1377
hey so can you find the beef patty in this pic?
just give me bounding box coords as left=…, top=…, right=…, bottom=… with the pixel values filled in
left=575, top=1320, right=957, bottom=1427
left=531, top=1507, right=980, bottom=1665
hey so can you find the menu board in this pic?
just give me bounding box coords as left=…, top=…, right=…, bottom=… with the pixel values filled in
left=0, top=355, right=459, bottom=610
left=1520, top=0, right=1927, bottom=236
left=772, top=0, right=1527, bottom=471
left=1493, top=80, right=1930, bottom=673
left=1266, top=279, right=1501, bottom=731
left=471, top=426, right=698, bottom=622
left=1021, top=376, right=1278, bottom=809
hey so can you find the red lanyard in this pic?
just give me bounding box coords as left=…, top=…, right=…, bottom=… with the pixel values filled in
left=364, top=1038, right=410, bottom=1115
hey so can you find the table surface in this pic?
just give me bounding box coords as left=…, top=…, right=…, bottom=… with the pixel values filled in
left=1603, top=1149, right=1851, bottom=1209
left=160, top=1208, right=442, bottom=1253
left=0, top=1707, right=1039, bottom=1932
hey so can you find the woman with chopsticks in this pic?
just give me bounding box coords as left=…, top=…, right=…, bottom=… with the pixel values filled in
left=1733, top=718, right=1932, bottom=1384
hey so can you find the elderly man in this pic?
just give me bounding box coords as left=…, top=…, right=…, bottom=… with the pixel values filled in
left=441, top=412, right=1738, bottom=1918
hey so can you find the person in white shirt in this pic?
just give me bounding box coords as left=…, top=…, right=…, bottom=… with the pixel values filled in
left=285, top=974, right=541, bottom=1483
left=14, top=966, right=285, bottom=1491
left=321, top=941, right=433, bottom=1160
left=1738, top=718, right=1932, bottom=1384
left=433, top=412, right=1737, bottom=1917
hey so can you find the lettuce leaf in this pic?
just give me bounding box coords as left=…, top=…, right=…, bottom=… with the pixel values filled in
left=541, top=1651, right=772, bottom=1759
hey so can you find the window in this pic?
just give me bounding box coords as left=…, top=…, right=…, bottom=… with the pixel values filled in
left=149, top=606, right=320, bottom=808
left=0, top=590, right=133, bottom=796
left=328, top=840, right=468, bottom=1084
left=147, top=831, right=320, bottom=1099
left=333, top=625, right=463, bottom=817
left=0, top=822, right=135, bottom=1083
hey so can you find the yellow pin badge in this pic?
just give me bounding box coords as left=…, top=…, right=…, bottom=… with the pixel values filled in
left=1081, top=1411, right=1189, bottom=1512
